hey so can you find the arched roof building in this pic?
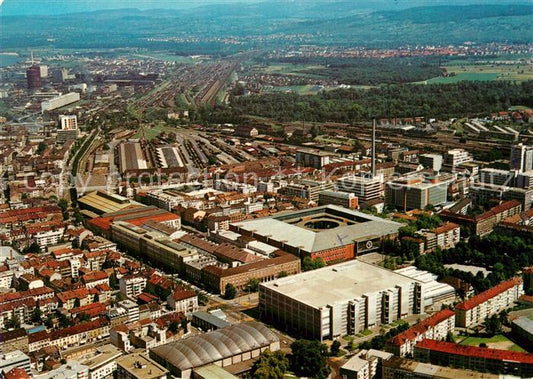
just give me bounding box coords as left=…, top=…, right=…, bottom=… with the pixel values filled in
left=149, top=322, right=280, bottom=378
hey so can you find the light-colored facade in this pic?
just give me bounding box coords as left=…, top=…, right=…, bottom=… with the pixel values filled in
left=385, top=176, right=450, bottom=211
left=455, top=277, right=523, bottom=328
left=119, top=276, right=147, bottom=299
left=337, top=175, right=382, bottom=202
left=259, top=260, right=424, bottom=340
left=116, top=353, right=168, bottom=379
left=387, top=309, right=455, bottom=357
left=41, top=92, right=80, bottom=112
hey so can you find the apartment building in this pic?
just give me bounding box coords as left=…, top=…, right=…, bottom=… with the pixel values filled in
left=120, top=276, right=147, bottom=299
left=386, top=309, right=455, bottom=357
left=166, top=288, right=198, bottom=315
left=455, top=277, right=523, bottom=328
left=414, top=339, right=533, bottom=377
left=417, top=222, right=460, bottom=252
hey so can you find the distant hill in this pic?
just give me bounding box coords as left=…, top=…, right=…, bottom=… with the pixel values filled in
left=1, top=3, right=531, bottom=50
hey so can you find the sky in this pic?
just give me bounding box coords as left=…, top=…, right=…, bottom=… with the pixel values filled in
left=0, top=0, right=527, bottom=16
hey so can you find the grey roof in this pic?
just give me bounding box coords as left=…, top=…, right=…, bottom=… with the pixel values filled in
left=192, top=311, right=232, bottom=329
left=261, top=259, right=420, bottom=309
left=150, top=322, right=278, bottom=371
left=512, top=316, right=533, bottom=335
left=232, top=205, right=401, bottom=253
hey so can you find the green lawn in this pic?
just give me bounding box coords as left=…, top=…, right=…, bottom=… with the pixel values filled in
left=460, top=334, right=526, bottom=352
left=425, top=72, right=499, bottom=84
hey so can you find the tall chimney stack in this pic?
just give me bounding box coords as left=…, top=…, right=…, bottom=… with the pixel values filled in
left=371, top=118, right=376, bottom=178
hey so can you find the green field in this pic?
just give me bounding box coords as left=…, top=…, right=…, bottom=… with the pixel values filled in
left=425, top=72, right=499, bottom=84
left=133, top=124, right=179, bottom=140
left=459, top=334, right=526, bottom=352
left=265, top=85, right=325, bottom=95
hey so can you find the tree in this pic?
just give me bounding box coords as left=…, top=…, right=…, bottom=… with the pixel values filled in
left=290, top=339, right=330, bottom=379
left=277, top=271, right=288, bottom=278
left=197, top=292, right=209, bottom=306
left=181, top=318, right=188, bottom=333
left=330, top=340, right=341, bottom=356
left=302, top=257, right=326, bottom=271
left=251, top=350, right=289, bottom=379
left=31, top=304, right=43, bottom=324
left=37, top=141, right=47, bottom=154
left=224, top=283, right=237, bottom=300
left=74, top=298, right=81, bottom=308
left=5, top=315, right=20, bottom=329
left=484, top=315, right=502, bottom=336
left=23, top=242, right=41, bottom=254
left=247, top=278, right=260, bottom=292
left=168, top=321, right=179, bottom=334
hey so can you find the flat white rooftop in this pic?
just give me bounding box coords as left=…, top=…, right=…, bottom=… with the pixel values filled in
left=261, top=259, right=420, bottom=309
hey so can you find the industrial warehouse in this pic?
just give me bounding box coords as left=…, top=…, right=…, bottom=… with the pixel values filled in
left=231, top=205, right=402, bottom=262
left=259, top=260, right=428, bottom=341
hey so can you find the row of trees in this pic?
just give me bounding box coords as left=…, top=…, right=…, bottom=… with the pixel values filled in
left=272, top=56, right=444, bottom=85
left=228, top=81, right=533, bottom=122
left=415, top=233, right=533, bottom=293
left=358, top=320, right=410, bottom=351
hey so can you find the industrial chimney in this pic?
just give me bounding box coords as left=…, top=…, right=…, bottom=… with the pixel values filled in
left=371, top=118, right=376, bottom=178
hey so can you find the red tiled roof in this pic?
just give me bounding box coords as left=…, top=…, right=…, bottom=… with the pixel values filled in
left=415, top=339, right=533, bottom=364
left=50, top=317, right=108, bottom=340
left=137, top=292, right=159, bottom=303
left=455, top=277, right=522, bottom=311
left=4, top=367, right=30, bottom=379
left=56, top=288, right=90, bottom=303
left=70, top=302, right=107, bottom=317
left=433, top=222, right=459, bottom=235
left=83, top=271, right=108, bottom=283
left=171, top=287, right=197, bottom=301
left=389, top=309, right=455, bottom=346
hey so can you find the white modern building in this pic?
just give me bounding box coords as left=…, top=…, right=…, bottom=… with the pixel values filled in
left=41, top=92, right=80, bottom=112
left=259, top=260, right=425, bottom=340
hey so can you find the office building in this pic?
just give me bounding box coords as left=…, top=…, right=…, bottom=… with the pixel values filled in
left=419, top=154, right=443, bottom=172
left=337, top=175, right=382, bottom=202
left=26, top=65, right=41, bottom=89
left=444, top=149, right=473, bottom=170
left=41, top=92, right=80, bottom=112
left=385, top=175, right=450, bottom=211
left=510, top=143, right=533, bottom=173
left=277, top=179, right=334, bottom=202
left=295, top=148, right=331, bottom=169
left=318, top=190, right=358, bottom=209
left=259, top=260, right=424, bottom=340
